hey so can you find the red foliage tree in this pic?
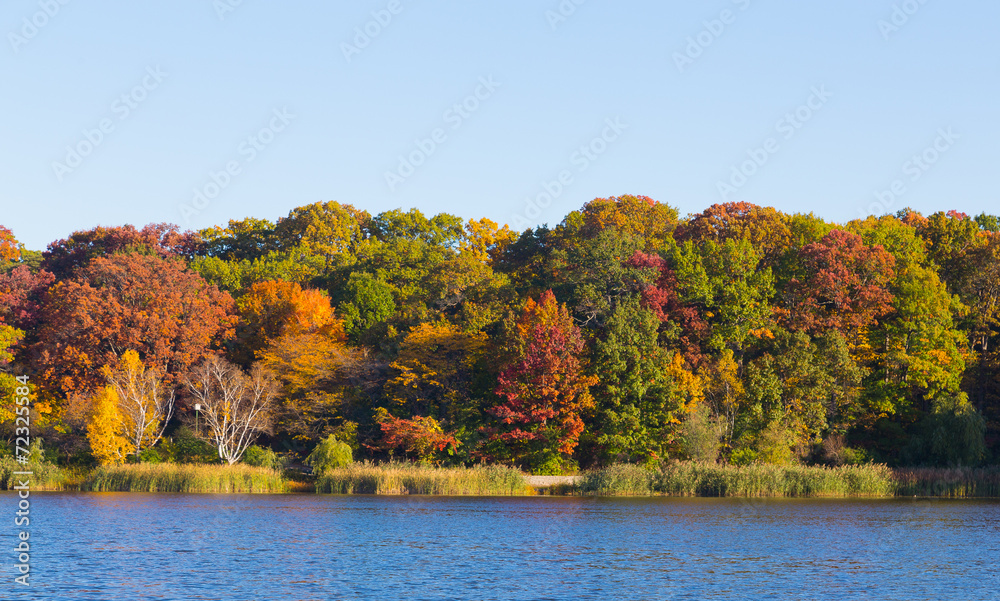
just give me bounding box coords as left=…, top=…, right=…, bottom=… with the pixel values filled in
left=484, top=290, right=597, bottom=468
left=372, top=409, right=460, bottom=463
left=628, top=251, right=709, bottom=366
left=0, top=266, right=55, bottom=330
left=32, top=253, right=236, bottom=396
left=782, top=230, right=896, bottom=335
left=42, top=223, right=200, bottom=279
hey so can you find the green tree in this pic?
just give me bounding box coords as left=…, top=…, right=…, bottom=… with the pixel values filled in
left=589, top=295, right=679, bottom=464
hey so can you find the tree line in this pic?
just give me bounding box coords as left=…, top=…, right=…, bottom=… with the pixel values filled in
left=1, top=197, right=998, bottom=473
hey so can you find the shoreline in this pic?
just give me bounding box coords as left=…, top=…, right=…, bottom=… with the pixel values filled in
left=5, top=461, right=1000, bottom=498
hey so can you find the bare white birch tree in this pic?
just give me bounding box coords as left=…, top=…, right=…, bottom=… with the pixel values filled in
left=184, top=357, right=277, bottom=465
left=103, top=350, right=175, bottom=457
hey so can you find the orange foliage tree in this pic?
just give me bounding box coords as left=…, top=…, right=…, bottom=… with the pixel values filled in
left=0, top=225, right=22, bottom=265
left=234, top=280, right=338, bottom=365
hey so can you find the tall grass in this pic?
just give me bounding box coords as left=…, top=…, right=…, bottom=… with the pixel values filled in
left=82, top=462, right=288, bottom=493
left=582, top=462, right=897, bottom=497
left=316, top=461, right=528, bottom=495
left=893, top=466, right=1000, bottom=498
left=0, top=456, right=68, bottom=491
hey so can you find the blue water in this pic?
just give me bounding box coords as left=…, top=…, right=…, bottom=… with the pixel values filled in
left=3, top=493, right=999, bottom=600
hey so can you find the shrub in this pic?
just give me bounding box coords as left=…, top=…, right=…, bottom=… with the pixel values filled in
left=138, top=447, right=165, bottom=464
left=680, top=405, right=721, bottom=463
left=305, top=435, right=353, bottom=475
left=0, top=439, right=67, bottom=490
left=159, top=426, right=219, bottom=464
left=243, top=445, right=284, bottom=470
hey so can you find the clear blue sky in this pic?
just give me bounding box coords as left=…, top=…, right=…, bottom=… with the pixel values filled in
left=2, top=0, right=997, bottom=250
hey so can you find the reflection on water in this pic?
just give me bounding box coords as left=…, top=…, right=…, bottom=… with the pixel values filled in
left=5, top=493, right=999, bottom=600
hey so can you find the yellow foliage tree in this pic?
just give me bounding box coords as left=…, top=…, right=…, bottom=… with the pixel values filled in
left=385, top=322, right=486, bottom=421
left=101, top=350, right=175, bottom=458
left=461, top=218, right=516, bottom=265
left=86, top=386, right=134, bottom=465
left=260, top=330, right=363, bottom=443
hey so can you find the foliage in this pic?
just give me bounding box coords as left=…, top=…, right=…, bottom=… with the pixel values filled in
left=589, top=295, right=680, bottom=464
left=100, top=350, right=175, bottom=458
left=158, top=426, right=218, bottom=464
left=3, top=199, right=1000, bottom=473
left=86, top=386, right=134, bottom=465
left=372, top=409, right=459, bottom=464
left=259, top=329, right=365, bottom=444
left=243, top=445, right=285, bottom=470
left=679, top=405, right=722, bottom=463
left=305, top=434, right=354, bottom=474
left=483, top=291, right=597, bottom=472
left=0, top=225, right=21, bottom=265
left=32, top=253, right=235, bottom=397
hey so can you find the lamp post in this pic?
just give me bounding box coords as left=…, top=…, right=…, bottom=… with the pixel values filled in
left=194, top=404, right=201, bottom=437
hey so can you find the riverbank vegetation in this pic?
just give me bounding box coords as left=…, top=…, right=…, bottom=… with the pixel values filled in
left=80, top=463, right=288, bottom=493
left=315, top=461, right=527, bottom=495
left=1, top=199, right=999, bottom=480
left=581, top=462, right=896, bottom=497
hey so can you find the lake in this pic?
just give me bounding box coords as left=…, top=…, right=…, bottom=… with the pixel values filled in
left=5, top=493, right=999, bottom=600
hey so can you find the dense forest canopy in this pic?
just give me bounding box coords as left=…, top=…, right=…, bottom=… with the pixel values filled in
left=1, top=198, right=998, bottom=473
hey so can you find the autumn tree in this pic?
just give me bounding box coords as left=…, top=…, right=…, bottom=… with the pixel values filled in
left=42, top=223, right=199, bottom=280
left=0, top=326, right=25, bottom=427
left=482, top=291, right=597, bottom=472
left=233, top=280, right=338, bottom=366
left=384, top=322, right=486, bottom=425
left=32, top=253, right=235, bottom=397
left=101, top=350, right=175, bottom=457
left=554, top=195, right=679, bottom=253
left=183, top=357, right=277, bottom=464
left=86, top=386, right=133, bottom=465
left=676, top=202, right=793, bottom=266
left=628, top=250, right=710, bottom=366
left=0, top=266, right=56, bottom=332
left=259, top=327, right=367, bottom=445
left=0, top=225, right=22, bottom=265
left=274, top=201, right=369, bottom=275
left=781, top=229, right=895, bottom=341
left=460, top=218, right=516, bottom=265
left=372, top=408, right=460, bottom=464
left=198, top=217, right=280, bottom=262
